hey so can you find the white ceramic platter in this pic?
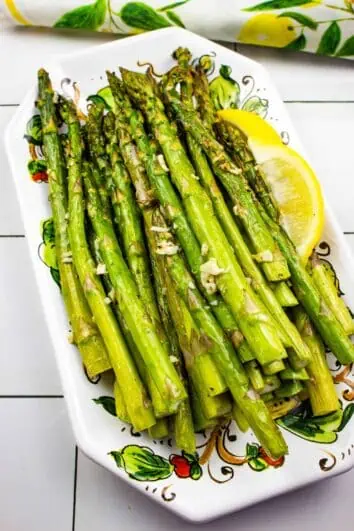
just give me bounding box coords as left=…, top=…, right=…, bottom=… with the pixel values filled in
left=5, top=27, right=354, bottom=523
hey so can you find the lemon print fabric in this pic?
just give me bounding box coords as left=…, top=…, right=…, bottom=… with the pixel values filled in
left=238, top=14, right=298, bottom=48
left=4, top=0, right=354, bottom=59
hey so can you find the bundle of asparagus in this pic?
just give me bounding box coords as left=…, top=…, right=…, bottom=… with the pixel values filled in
left=35, top=48, right=354, bottom=459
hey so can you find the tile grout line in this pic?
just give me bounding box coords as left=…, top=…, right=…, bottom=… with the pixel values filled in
left=284, top=100, right=354, bottom=104
left=72, top=446, right=78, bottom=531
left=0, top=234, right=25, bottom=238
left=0, top=395, right=64, bottom=398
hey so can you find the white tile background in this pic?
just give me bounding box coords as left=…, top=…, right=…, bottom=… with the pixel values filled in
left=1, top=10, right=354, bottom=531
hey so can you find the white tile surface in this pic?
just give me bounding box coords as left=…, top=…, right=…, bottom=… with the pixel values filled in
left=286, top=103, right=354, bottom=233
left=1, top=13, right=354, bottom=103
left=0, top=107, right=24, bottom=234
left=0, top=15, right=114, bottom=104
left=0, top=238, right=61, bottom=395
left=238, top=44, right=354, bottom=102
left=0, top=398, right=74, bottom=531
left=75, top=450, right=354, bottom=531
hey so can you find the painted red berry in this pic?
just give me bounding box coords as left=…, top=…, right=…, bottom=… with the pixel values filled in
left=32, top=171, right=48, bottom=183
left=259, top=447, right=284, bottom=468
left=169, top=455, right=191, bottom=478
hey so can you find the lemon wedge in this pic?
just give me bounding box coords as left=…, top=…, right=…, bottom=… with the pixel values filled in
left=218, top=108, right=282, bottom=146
left=218, top=110, right=324, bottom=262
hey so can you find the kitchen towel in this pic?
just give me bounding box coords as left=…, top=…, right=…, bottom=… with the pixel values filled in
left=4, top=0, right=354, bottom=58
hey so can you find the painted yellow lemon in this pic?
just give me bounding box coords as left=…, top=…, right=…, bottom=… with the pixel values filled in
left=5, top=0, right=31, bottom=25
left=238, top=14, right=297, bottom=48
left=217, top=109, right=324, bottom=261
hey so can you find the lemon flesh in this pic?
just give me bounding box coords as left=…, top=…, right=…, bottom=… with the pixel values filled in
left=219, top=109, right=282, bottom=145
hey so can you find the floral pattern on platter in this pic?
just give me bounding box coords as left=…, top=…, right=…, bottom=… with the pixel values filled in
left=93, top=392, right=354, bottom=493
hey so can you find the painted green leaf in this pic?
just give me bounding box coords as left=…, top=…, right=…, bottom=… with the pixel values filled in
left=337, top=403, right=354, bottom=432
left=336, top=36, right=354, bottom=57
left=24, top=115, right=42, bottom=146
left=190, top=462, right=202, bottom=480
left=50, top=268, right=61, bottom=288
left=158, top=0, right=190, bottom=11
left=97, top=86, right=116, bottom=110
left=248, top=457, right=268, bottom=471
left=28, top=159, right=47, bottom=176
left=276, top=401, right=341, bottom=443
left=110, top=445, right=174, bottom=481
left=317, top=22, right=341, bottom=56
left=182, top=451, right=198, bottom=464
left=93, top=396, right=116, bottom=416
left=243, top=0, right=314, bottom=12
left=40, top=218, right=60, bottom=288
left=165, top=10, right=185, bottom=27
left=209, top=65, right=240, bottom=110
left=246, top=442, right=259, bottom=459
left=54, top=0, right=107, bottom=30
left=285, top=34, right=307, bottom=51
left=42, top=218, right=55, bottom=246
left=242, top=96, right=268, bottom=118
left=198, top=54, right=215, bottom=75
left=278, top=12, right=318, bottom=29
left=87, top=94, right=106, bottom=106
left=120, top=3, right=171, bottom=30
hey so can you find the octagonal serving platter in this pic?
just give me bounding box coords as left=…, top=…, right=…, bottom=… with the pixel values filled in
left=5, top=27, right=354, bottom=522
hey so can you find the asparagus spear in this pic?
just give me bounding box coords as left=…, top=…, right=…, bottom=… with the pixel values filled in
left=36, top=70, right=111, bottom=379
left=294, top=307, right=339, bottom=416
left=159, top=63, right=290, bottom=283
left=107, top=71, right=252, bottom=361
left=310, top=253, right=354, bottom=335
left=272, top=282, right=299, bottom=308
left=244, top=361, right=265, bottom=392
left=121, top=68, right=287, bottom=367
left=147, top=206, right=287, bottom=458
left=260, top=205, right=354, bottom=364
left=86, top=101, right=112, bottom=214
left=275, top=381, right=304, bottom=399
left=232, top=405, right=249, bottom=433
left=279, top=364, right=309, bottom=381
left=149, top=420, right=169, bottom=439
left=113, top=379, right=130, bottom=423
left=216, top=119, right=279, bottom=222
left=263, top=359, right=286, bottom=376
left=190, top=381, right=220, bottom=432
left=82, top=159, right=186, bottom=409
